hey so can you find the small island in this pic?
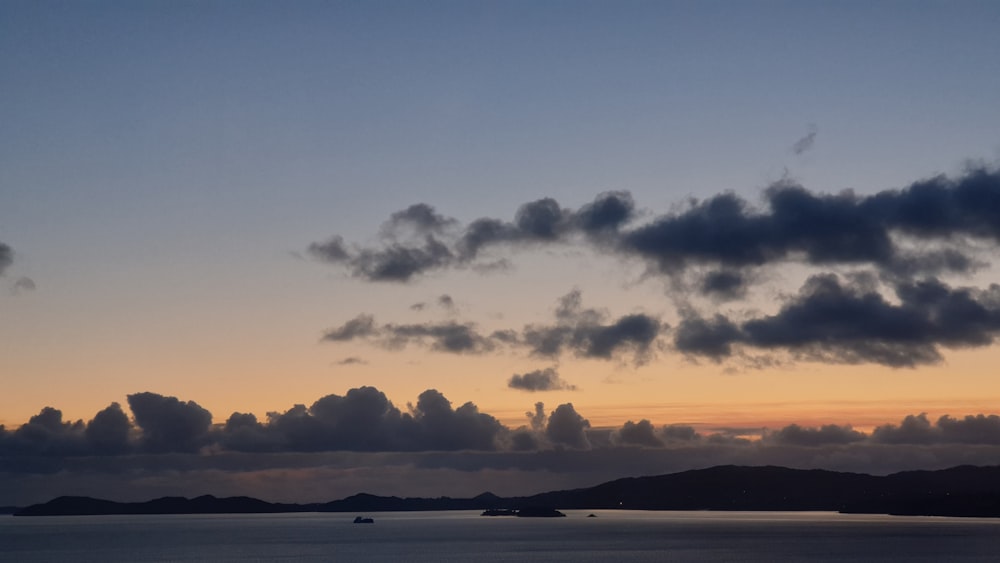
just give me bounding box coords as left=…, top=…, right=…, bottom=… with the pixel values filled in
left=353, top=516, right=374, bottom=524
left=481, top=507, right=565, bottom=517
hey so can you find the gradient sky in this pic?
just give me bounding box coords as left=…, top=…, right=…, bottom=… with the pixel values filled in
left=3, top=1, right=1000, bottom=506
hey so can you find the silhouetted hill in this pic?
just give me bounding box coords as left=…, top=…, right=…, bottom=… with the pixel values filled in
left=13, top=494, right=293, bottom=516
left=15, top=465, right=1000, bottom=517
left=517, top=465, right=882, bottom=511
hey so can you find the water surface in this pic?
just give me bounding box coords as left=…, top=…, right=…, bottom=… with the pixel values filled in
left=3, top=510, right=998, bottom=562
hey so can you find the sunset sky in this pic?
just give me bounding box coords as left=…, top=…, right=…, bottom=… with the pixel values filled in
left=3, top=1, right=1000, bottom=507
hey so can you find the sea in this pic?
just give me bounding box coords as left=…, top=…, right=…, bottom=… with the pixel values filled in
left=2, top=510, right=999, bottom=562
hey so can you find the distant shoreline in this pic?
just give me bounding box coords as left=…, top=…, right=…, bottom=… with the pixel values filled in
left=14, top=464, right=1000, bottom=518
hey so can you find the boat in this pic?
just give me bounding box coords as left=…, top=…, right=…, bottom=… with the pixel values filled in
left=353, top=516, right=374, bottom=524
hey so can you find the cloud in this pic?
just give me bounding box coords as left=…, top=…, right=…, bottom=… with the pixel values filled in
left=12, top=391, right=1000, bottom=506
left=0, top=243, right=11, bottom=276
left=437, top=294, right=455, bottom=310
left=324, top=316, right=497, bottom=355
left=871, top=413, right=1000, bottom=445
left=324, top=290, right=663, bottom=364
left=12, top=276, right=36, bottom=293
left=545, top=403, right=591, bottom=449
left=674, top=274, right=1000, bottom=367
left=216, top=387, right=510, bottom=453
left=310, top=168, right=1000, bottom=290
left=791, top=124, right=818, bottom=155
left=384, top=203, right=457, bottom=236
left=84, top=403, right=132, bottom=455
left=508, top=368, right=577, bottom=392
left=322, top=314, right=377, bottom=342
left=622, top=168, right=1000, bottom=281
left=384, top=321, right=497, bottom=353
left=662, top=425, right=701, bottom=443
left=673, top=313, right=742, bottom=359
left=309, top=167, right=1000, bottom=370
left=521, top=290, right=663, bottom=363
left=310, top=192, right=637, bottom=282
left=335, top=357, right=367, bottom=366
left=2, top=407, right=87, bottom=457
left=127, top=393, right=213, bottom=453
left=409, top=389, right=505, bottom=451
left=765, top=423, right=866, bottom=447
left=700, top=270, right=747, bottom=300
left=573, top=191, right=636, bottom=237
left=614, top=419, right=663, bottom=447
left=308, top=235, right=454, bottom=283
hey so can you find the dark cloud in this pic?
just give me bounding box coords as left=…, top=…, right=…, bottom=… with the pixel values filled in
left=791, top=124, right=817, bottom=155
left=324, top=316, right=498, bottom=355
left=2, top=407, right=87, bottom=456
left=621, top=168, right=1000, bottom=280
left=700, top=270, right=746, bottom=300
left=674, top=274, right=1000, bottom=367
left=351, top=237, right=454, bottom=282
left=508, top=368, right=577, bottom=392
left=322, top=314, right=377, bottom=342
left=384, top=321, right=496, bottom=354
left=673, top=314, right=742, bottom=358
left=766, top=423, right=866, bottom=447
left=307, top=235, right=350, bottom=262
left=514, top=198, right=568, bottom=241
left=437, top=294, right=455, bottom=310
left=872, top=413, right=1000, bottom=445
left=384, top=203, right=456, bottom=235
left=239, top=387, right=507, bottom=452
left=84, top=403, right=132, bottom=455
left=127, top=393, right=213, bottom=453
left=573, top=191, right=636, bottom=237
left=614, top=419, right=663, bottom=447
left=324, top=291, right=662, bottom=364
left=522, top=290, right=663, bottom=363
left=527, top=402, right=547, bottom=431
left=312, top=192, right=637, bottom=281
left=409, top=389, right=505, bottom=451
left=0, top=243, right=12, bottom=276
left=309, top=168, right=1000, bottom=294
left=545, top=403, right=590, bottom=449
left=218, top=412, right=283, bottom=453
left=662, top=425, right=701, bottom=443
left=12, top=393, right=1000, bottom=506
left=309, top=235, right=454, bottom=283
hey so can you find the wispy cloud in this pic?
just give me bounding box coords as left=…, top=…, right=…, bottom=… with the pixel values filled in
left=323, top=290, right=664, bottom=365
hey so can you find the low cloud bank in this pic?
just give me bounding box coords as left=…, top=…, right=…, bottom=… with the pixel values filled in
left=6, top=387, right=1000, bottom=460
left=6, top=388, right=1000, bottom=505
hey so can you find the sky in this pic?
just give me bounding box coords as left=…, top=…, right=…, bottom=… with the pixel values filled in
left=2, top=1, right=1000, bottom=506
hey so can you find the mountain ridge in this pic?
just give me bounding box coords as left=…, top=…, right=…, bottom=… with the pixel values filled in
left=14, top=464, right=1000, bottom=517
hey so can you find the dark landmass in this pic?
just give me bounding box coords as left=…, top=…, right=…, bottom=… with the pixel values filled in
left=14, top=465, right=1000, bottom=518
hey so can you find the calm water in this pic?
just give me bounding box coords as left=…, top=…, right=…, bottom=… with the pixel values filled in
left=2, top=510, right=999, bottom=562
